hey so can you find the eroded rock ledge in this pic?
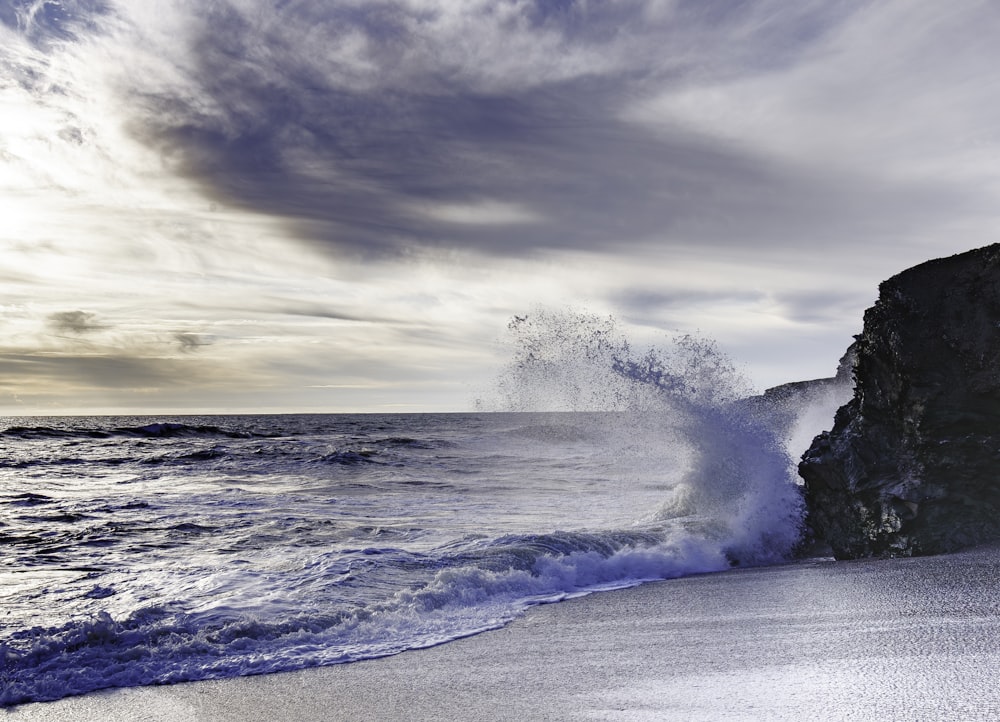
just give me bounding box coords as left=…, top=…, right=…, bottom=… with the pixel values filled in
left=799, top=244, right=1000, bottom=558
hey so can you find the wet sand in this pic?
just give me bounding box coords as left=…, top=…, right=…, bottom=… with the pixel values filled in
left=9, top=546, right=1000, bottom=721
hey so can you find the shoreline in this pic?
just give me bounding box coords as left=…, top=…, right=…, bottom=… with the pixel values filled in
left=9, top=548, right=1000, bottom=721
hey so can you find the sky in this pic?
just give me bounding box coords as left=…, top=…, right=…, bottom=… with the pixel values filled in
left=2, top=0, right=1000, bottom=414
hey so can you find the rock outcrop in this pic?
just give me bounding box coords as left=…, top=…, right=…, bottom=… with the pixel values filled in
left=799, top=244, right=1000, bottom=558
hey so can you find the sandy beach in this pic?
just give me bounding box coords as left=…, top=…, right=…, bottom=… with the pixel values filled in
left=9, top=545, right=1000, bottom=721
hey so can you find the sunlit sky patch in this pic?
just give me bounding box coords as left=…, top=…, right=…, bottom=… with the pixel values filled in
left=3, top=0, right=1000, bottom=413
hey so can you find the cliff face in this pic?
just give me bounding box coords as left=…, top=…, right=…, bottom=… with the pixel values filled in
left=800, top=244, right=1000, bottom=558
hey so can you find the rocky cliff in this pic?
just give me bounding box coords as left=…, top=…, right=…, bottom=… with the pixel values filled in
left=799, top=244, right=1000, bottom=558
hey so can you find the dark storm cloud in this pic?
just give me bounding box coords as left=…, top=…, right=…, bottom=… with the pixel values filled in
left=142, top=75, right=711, bottom=257
left=122, top=0, right=918, bottom=259
left=47, top=310, right=105, bottom=334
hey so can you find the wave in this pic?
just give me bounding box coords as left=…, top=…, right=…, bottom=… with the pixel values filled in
left=0, top=526, right=727, bottom=706
left=317, top=449, right=383, bottom=466
left=0, top=456, right=131, bottom=469
left=479, top=309, right=808, bottom=564
left=0, top=422, right=270, bottom=441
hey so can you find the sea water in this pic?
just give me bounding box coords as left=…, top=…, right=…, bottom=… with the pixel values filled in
left=0, top=315, right=848, bottom=706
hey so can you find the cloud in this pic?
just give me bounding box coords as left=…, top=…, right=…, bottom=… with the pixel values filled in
left=6, top=0, right=1000, bottom=411
left=0, top=350, right=209, bottom=391
left=105, top=0, right=909, bottom=260
left=0, top=0, right=111, bottom=49
left=13, top=1, right=994, bottom=267
left=254, top=299, right=396, bottom=324
left=614, top=288, right=766, bottom=314
left=771, top=289, right=875, bottom=326
left=47, top=310, right=105, bottom=334
left=173, top=332, right=213, bottom=353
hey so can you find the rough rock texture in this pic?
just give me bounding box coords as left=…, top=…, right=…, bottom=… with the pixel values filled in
left=800, top=244, right=1000, bottom=558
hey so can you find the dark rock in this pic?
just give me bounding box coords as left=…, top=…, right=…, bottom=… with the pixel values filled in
left=799, top=244, right=1000, bottom=558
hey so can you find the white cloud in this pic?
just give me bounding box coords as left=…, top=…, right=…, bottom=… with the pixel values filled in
left=627, top=0, right=1000, bottom=182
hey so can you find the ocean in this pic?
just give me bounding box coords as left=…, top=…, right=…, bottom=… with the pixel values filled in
left=0, top=323, right=849, bottom=707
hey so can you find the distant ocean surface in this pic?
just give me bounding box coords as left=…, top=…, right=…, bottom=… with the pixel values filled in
left=0, top=319, right=847, bottom=707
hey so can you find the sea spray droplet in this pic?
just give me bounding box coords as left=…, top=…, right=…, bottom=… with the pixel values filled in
left=479, top=308, right=804, bottom=564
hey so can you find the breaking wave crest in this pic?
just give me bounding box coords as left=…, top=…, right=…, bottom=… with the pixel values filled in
left=479, top=308, right=807, bottom=566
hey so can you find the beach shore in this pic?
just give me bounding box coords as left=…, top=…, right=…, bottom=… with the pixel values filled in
left=9, top=547, right=1000, bottom=721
